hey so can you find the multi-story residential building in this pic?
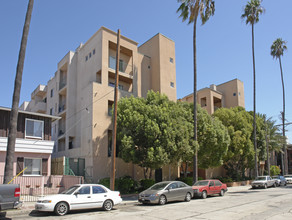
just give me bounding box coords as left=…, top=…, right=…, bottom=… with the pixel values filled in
left=179, top=79, right=245, bottom=178
left=0, top=106, right=59, bottom=176
left=21, top=27, right=177, bottom=182
left=179, top=79, right=245, bottom=114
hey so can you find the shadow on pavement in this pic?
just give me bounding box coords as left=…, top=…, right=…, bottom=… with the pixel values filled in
left=0, top=211, right=12, bottom=220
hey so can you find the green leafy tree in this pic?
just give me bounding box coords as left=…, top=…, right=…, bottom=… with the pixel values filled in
left=177, top=0, right=215, bottom=183
left=116, top=91, right=195, bottom=179
left=4, top=0, right=34, bottom=184
left=241, top=0, right=264, bottom=178
left=270, top=165, right=281, bottom=176
left=214, top=107, right=254, bottom=180
left=271, top=38, right=288, bottom=175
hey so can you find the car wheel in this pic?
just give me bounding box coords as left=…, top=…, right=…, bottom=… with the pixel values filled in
left=158, top=195, right=167, bottom=205
left=273, top=183, right=277, bottom=187
left=219, top=189, right=225, bottom=196
left=185, top=192, right=192, bottom=202
left=103, top=200, right=113, bottom=211
left=252, top=186, right=256, bottom=189
left=264, top=184, right=267, bottom=189
left=54, top=202, right=69, bottom=216
left=285, top=182, right=287, bottom=186
left=201, top=191, right=207, bottom=199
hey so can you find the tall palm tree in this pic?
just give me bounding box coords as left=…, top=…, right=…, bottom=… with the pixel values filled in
left=3, top=0, right=34, bottom=184
left=177, top=0, right=215, bottom=183
left=241, top=0, right=264, bottom=178
left=271, top=38, right=288, bottom=175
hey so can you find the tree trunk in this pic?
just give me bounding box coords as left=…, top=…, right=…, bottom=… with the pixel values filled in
left=192, top=17, right=198, bottom=184
left=251, top=23, right=258, bottom=178
left=279, top=57, right=287, bottom=175
left=3, top=0, right=34, bottom=184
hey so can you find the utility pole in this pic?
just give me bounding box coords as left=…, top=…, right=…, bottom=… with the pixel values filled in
left=110, top=29, right=121, bottom=191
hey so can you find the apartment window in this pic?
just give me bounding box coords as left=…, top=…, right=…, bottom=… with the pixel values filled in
left=25, top=119, right=44, bottom=139
left=109, top=56, right=125, bottom=72
left=50, top=108, right=53, bottom=115
left=108, top=82, right=123, bottom=90
left=23, top=158, right=42, bottom=176
left=93, top=49, right=95, bottom=55
left=89, top=52, right=92, bottom=58
left=85, top=56, right=88, bottom=61
left=108, top=100, right=114, bottom=116
left=233, top=93, right=236, bottom=96
left=170, top=57, right=174, bottom=63
left=170, top=82, right=175, bottom=88
left=50, top=89, right=54, bottom=97
left=238, top=92, right=241, bottom=96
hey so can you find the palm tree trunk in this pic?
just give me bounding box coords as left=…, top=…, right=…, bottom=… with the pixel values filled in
left=279, top=57, right=287, bottom=175
left=252, top=23, right=258, bottom=178
left=3, top=0, right=34, bottom=184
left=192, top=17, right=198, bottom=184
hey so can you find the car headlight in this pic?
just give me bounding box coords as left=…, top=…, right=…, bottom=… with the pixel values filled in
left=150, top=194, right=159, bottom=197
left=42, top=200, right=52, bottom=203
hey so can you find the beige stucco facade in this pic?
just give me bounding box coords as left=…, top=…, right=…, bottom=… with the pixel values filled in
left=22, top=27, right=177, bottom=182
left=179, top=79, right=245, bottom=179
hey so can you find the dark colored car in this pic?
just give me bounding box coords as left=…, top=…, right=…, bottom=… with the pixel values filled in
left=0, top=184, right=22, bottom=210
left=138, top=181, right=193, bottom=205
left=192, top=180, right=227, bottom=199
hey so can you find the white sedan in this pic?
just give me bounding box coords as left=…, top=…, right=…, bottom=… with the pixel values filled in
left=35, top=184, right=122, bottom=216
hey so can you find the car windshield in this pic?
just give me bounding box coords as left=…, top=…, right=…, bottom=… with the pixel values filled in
left=255, top=177, right=266, bottom=181
left=272, top=176, right=280, bottom=179
left=284, top=175, right=292, bottom=178
left=61, top=186, right=80, bottom=194
left=194, top=181, right=209, bottom=186
left=150, top=182, right=169, bottom=190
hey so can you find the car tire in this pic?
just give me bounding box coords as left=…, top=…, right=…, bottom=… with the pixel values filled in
left=252, top=186, right=256, bottom=189
left=201, top=191, right=207, bottom=199
left=54, top=202, right=69, bottom=216
left=219, top=189, right=225, bottom=196
left=264, top=184, right=267, bottom=189
left=103, top=200, right=113, bottom=211
left=185, top=192, right=192, bottom=202
left=273, top=183, right=277, bottom=187
left=158, top=195, right=167, bottom=205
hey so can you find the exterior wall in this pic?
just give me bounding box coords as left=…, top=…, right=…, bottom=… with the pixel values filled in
left=20, top=27, right=177, bottom=182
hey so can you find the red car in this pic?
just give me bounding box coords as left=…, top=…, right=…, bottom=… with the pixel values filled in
left=192, top=179, right=227, bottom=199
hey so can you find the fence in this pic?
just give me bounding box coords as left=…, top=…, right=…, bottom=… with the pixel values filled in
left=0, top=175, right=84, bottom=202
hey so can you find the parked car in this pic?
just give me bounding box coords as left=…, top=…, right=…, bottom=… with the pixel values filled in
left=0, top=184, right=22, bottom=210
left=138, top=181, right=193, bottom=205
left=35, top=184, right=122, bottom=216
left=272, top=176, right=287, bottom=186
left=192, top=180, right=227, bottom=199
left=284, top=175, right=292, bottom=184
left=251, top=176, right=276, bottom=189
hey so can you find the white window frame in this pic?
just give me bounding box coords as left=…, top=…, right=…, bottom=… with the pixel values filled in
left=25, top=118, right=44, bottom=140
left=23, top=157, right=42, bottom=176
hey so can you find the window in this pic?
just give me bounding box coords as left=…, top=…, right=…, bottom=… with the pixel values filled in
left=92, top=186, right=106, bottom=194
left=85, top=56, right=88, bottom=61
left=24, top=158, right=42, bottom=176
left=170, top=82, right=175, bottom=88
left=93, top=49, right=95, bottom=55
left=25, top=119, right=44, bottom=139
left=170, top=57, right=173, bottom=63
left=108, top=82, right=123, bottom=90
left=168, top=183, right=178, bottom=189
left=109, top=56, right=125, bottom=72
left=238, top=92, right=241, bottom=96
left=215, top=180, right=222, bottom=186
left=209, top=181, right=215, bottom=187
left=50, top=108, right=53, bottom=115
left=78, top=186, right=90, bottom=195
left=50, top=89, right=54, bottom=97
left=233, top=93, right=236, bottom=96
left=108, top=100, right=113, bottom=116
left=89, top=52, right=92, bottom=58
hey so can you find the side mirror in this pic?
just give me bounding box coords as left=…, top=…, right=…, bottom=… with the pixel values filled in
left=74, top=192, right=80, bottom=196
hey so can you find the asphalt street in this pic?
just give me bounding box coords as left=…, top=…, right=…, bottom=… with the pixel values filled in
left=2, top=185, right=292, bottom=220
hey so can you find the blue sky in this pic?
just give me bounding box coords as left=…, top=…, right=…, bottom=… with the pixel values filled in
left=0, top=0, right=291, bottom=142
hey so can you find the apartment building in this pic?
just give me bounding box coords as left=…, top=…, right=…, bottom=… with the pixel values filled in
left=179, top=79, right=245, bottom=178
left=180, top=79, right=245, bottom=114
left=21, top=27, right=177, bottom=182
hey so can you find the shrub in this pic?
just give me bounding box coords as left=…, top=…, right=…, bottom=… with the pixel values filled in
left=140, top=179, right=155, bottom=191
left=115, top=176, right=138, bottom=194
left=270, top=165, right=281, bottom=176
left=98, top=177, right=110, bottom=188
left=176, top=177, right=193, bottom=186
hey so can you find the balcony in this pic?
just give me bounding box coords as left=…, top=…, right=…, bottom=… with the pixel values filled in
left=31, top=101, right=47, bottom=114
left=31, top=85, right=47, bottom=100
